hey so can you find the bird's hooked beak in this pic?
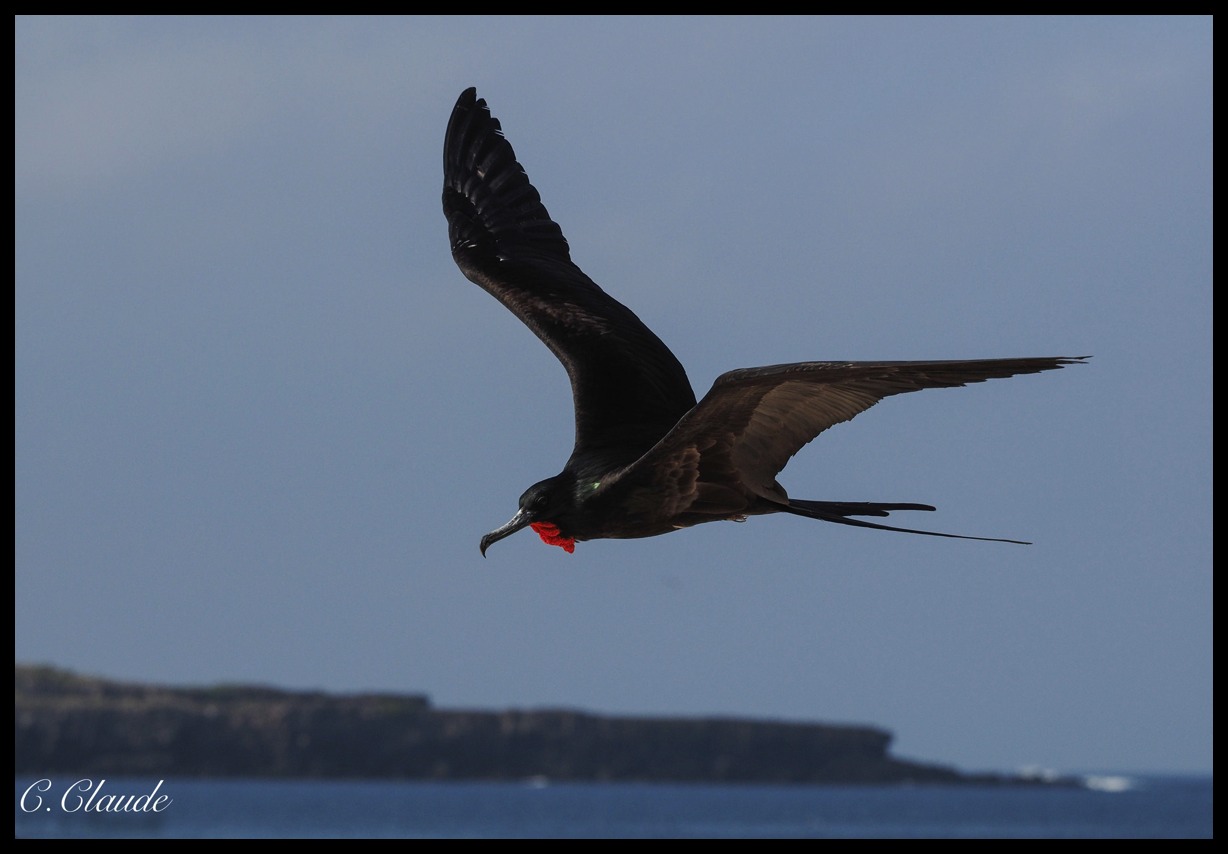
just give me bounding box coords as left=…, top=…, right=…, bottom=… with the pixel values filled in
left=479, top=508, right=532, bottom=557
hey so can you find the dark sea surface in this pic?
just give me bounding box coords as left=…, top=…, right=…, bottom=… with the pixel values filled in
left=15, top=774, right=1212, bottom=838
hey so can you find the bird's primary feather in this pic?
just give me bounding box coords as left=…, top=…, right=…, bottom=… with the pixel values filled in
left=443, top=87, right=696, bottom=471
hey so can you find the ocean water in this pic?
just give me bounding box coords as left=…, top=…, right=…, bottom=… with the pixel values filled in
left=15, top=774, right=1212, bottom=839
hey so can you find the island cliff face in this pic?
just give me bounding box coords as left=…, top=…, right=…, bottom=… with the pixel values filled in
left=14, top=665, right=1037, bottom=785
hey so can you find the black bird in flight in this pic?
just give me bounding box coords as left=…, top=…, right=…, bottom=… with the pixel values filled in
left=442, top=87, right=1084, bottom=556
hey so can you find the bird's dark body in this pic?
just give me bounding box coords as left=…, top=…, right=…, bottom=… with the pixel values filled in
left=442, top=87, right=1084, bottom=554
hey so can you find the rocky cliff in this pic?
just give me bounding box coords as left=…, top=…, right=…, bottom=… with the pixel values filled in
left=14, top=664, right=1054, bottom=785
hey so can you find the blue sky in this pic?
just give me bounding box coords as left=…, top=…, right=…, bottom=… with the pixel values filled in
left=15, top=16, right=1211, bottom=776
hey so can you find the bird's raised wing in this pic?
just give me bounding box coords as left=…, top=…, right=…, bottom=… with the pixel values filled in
left=609, top=357, right=1087, bottom=508
left=443, top=88, right=696, bottom=468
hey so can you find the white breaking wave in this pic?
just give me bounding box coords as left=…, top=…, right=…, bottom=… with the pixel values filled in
left=1083, top=775, right=1136, bottom=793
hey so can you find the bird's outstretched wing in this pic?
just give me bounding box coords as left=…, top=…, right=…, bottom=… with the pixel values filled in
left=443, top=88, right=696, bottom=467
left=604, top=357, right=1087, bottom=515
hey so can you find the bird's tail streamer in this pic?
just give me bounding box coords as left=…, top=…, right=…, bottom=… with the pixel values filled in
left=784, top=499, right=1032, bottom=545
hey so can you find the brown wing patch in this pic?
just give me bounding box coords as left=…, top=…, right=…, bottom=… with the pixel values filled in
left=731, top=379, right=883, bottom=492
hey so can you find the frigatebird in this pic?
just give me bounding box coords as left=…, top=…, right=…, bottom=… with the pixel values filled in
left=442, top=87, right=1084, bottom=556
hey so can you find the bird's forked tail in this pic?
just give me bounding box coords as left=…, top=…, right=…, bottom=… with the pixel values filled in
left=784, top=499, right=1032, bottom=545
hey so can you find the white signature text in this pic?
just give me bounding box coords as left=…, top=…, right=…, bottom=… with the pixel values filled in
left=19, top=778, right=172, bottom=813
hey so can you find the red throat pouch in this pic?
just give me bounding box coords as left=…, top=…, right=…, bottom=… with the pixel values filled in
left=530, top=521, right=576, bottom=553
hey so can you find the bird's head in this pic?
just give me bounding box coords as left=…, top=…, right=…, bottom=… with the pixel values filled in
left=479, top=474, right=578, bottom=556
